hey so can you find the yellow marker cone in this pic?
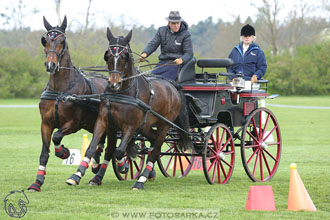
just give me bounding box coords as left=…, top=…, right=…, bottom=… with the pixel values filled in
left=288, top=163, right=317, bottom=211
left=81, top=134, right=90, bottom=162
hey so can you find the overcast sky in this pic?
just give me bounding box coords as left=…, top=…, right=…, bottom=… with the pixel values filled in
left=0, top=0, right=325, bottom=30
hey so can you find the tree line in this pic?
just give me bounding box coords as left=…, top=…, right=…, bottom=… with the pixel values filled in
left=0, top=0, right=330, bottom=97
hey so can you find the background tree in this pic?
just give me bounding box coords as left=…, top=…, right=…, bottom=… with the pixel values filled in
left=54, top=0, right=62, bottom=25
left=84, top=0, right=92, bottom=34
left=255, top=0, right=281, bottom=55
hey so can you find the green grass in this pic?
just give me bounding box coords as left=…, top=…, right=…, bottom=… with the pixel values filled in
left=0, top=97, right=330, bottom=219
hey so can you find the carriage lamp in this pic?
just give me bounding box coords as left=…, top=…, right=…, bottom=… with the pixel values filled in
left=232, top=77, right=245, bottom=88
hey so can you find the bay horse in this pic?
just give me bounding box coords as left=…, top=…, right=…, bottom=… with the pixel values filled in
left=28, top=16, right=108, bottom=191
left=66, top=28, right=192, bottom=189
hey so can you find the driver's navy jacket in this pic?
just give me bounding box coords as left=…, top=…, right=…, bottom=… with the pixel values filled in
left=227, top=42, right=267, bottom=80
left=142, top=21, right=193, bottom=64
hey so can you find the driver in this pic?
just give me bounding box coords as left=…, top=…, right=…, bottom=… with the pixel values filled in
left=227, top=24, right=267, bottom=84
left=140, top=11, right=193, bottom=81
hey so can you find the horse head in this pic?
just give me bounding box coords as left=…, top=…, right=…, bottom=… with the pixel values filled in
left=41, top=16, right=68, bottom=74
left=104, top=27, right=133, bottom=91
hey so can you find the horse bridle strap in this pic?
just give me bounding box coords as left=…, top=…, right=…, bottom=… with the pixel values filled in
left=107, top=44, right=131, bottom=75
left=44, top=30, right=67, bottom=61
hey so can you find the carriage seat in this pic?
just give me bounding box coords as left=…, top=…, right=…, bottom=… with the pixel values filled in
left=178, top=57, right=196, bottom=84
left=197, top=58, right=234, bottom=68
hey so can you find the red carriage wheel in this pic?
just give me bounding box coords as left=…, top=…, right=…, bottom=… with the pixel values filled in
left=202, top=123, right=235, bottom=184
left=157, top=132, right=195, bottom=178
left=112, top=140, right=145, bottom=181
left=241, top=107, right=282, bottom=182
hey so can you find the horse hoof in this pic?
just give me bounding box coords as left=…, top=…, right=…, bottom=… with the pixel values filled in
left=66, top=179, right=78, bottom=186
left=89, top=181, right=98, bottom=186
left=28, top=188, right=39, bottom=192
left=66, top=174, right=80, bottom=186
left=89, top=175, right=102, bottom=186
left=132, top=181, right=144, bottom=190
left=28, top=182, right=41, bottom=192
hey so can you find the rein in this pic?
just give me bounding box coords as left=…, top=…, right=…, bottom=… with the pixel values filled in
left=122, top=62, right=178, bottom=81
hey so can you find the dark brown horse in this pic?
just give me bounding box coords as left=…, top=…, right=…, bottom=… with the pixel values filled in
left=28, top=16, right=108, bottom=191
left=66, top=28, right=191, bottom=189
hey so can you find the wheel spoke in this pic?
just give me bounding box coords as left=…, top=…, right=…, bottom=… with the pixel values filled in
left=266, top=142, right=281, bottom=146
left=264, top=148, right=278, bottom=162
left=178, top=154, right=184, bottom=175
left=247, top=130, right=259, bottom=144
left=263, top=126, right=277, bottom=142
left=261, top=151, right=272, bottom=175
left=219, top=161, right=227, bottom=180
left=259, top=150, right=263, bottom=181
left=259, top=111, right=262, bottom=139
left=246, top=148, right=259, bottom=164
left=252, top=150, right=259, bottom=176
left=183, top=154, right=192, bottom=165
left=207, top=154, right=217, bottom=160
left=133, top=160, right=140, bottom=172
left=207, top=158, right=217, bottom=172
left=207, top=144, right=217, bottom=155
left=251, top=117, right=259, bottom=141
left=221, top=157, right=233, bottom=168
left=129, top=159, right=134, bottom=180
left=217, top=161, right=221, bottom=184
left=173, top=155, right=177, bottom=176
left=165, top=154, right=174, bottom=171
left=244, top=143, right=259, bottom=149
left=218, top=128, right=226, bottom=151
left=219, top=136, right=232, bottom=152
left=261, top=113, right=271, bottom=138
left=211, top=160, right=217, bottom=183
left=224, top=149, right=235, bottom=156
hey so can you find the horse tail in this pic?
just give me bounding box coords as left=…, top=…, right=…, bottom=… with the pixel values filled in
left=171, top=82, right=192, bottom=151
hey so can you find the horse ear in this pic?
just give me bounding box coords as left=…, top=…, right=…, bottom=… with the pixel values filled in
left=41, top=36, right=47, bottom=47
left=43, top=16, right=52, bottom=31
left=106, top=27, right=114, bottom=41
left=60, top=15, right=67, bottom=32
left=124, top=30, right=132, bottom=43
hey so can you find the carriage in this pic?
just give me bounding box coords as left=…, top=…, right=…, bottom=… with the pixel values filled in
left=30, top=20, right=281, bottom=191
left=112, top=57, right=282, bottom=185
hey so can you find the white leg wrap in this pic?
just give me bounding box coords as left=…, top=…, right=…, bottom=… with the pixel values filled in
left=91, top=158, right=98, bottom=168
left=82, top=157, right=90, bottom=164
left=54, top=144, right=61, bottom=149
left=102, top=160, right=110, bottom=165
left=75, top=171, right=82, bottom=178
left=137, top=176, right=147, bottom=183
left=38, top=165, right=46, bottom=171
left=147, top=161, right=154, bottom=168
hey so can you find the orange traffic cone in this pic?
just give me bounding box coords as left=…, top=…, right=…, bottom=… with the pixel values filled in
left=245, top=185, right=276, bottom=211
left=288, top=163, right=316, bottom=211
left=81, top=134, right=90, bottom=162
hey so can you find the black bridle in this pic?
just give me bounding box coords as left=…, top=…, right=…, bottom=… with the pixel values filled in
left=106, top=40, right=131, bottom=76
left=42, top=29, right=67, bottom=67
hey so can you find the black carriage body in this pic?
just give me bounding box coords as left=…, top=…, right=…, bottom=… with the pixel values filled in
left=179, top=58, right=268, bottom=129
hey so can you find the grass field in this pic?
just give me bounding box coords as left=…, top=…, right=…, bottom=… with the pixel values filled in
left=0, top=96, right=330, bottom=219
